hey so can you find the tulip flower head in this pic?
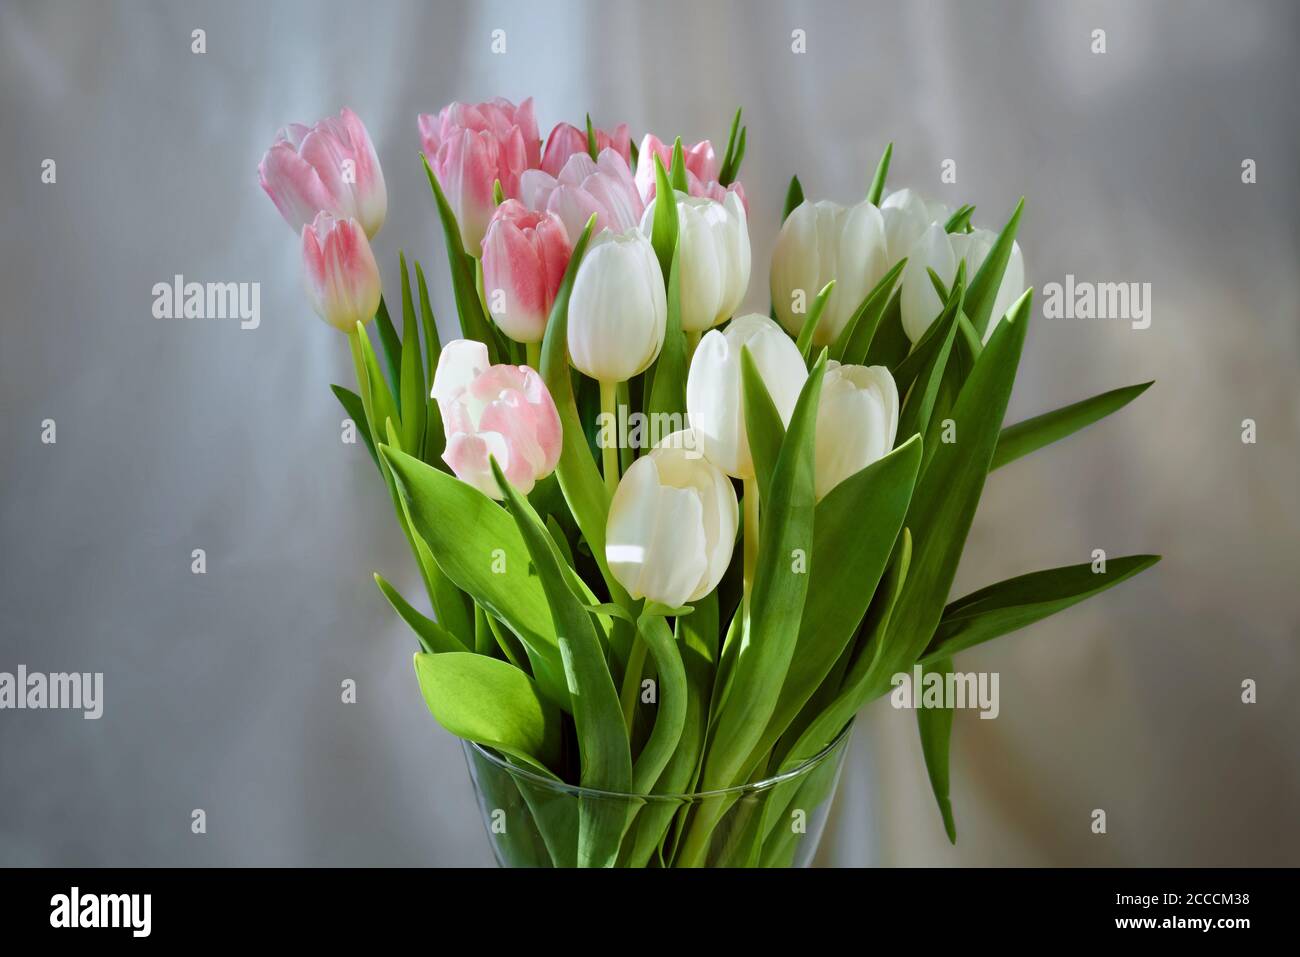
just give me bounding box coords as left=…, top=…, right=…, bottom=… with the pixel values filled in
left=519, top=149, right=645, bottom=245
left=814, top=362, right=899, bottom=501
left=770, top=199, right=890, bottom=347
left=541, top=121, right=632, bottom=177
left=481, top=200, right=572, bottom=344
left=640, top=190, right=751, bottom=333
left=686, top=314, right=809, bottom=479
left=431, top=340, right=562, bottom=500
left=567, top=228, right=667, bottom=383
left=300, top=212, right=382, bottom=332
left=606, top=430, right=739, bottom=608
left=899, top=222, right=1026, bottom=344
left=259, top=107, right=387, bottom=239
left=419, top=97, right=541, bottom=252
left=633, top=134, right=718, bottom=203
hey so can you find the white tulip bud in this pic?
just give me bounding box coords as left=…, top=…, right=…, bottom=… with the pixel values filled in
left=686, top=314, right=808, bottom=479
left=567, top=228, right=667, bottom=382
left=880, top=188, right=952, bottom=262
left=814, top=361, right=899, bottom=501
left=770, top=199, right=889, bottom=347
left=900, top=223, right=1026, bottom=344
left=640, top=191, right=751, bottom=332
left=606, top=430, right=739, bottom=608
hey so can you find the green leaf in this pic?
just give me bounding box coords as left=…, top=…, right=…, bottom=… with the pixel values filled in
left=421, top=153, right=500, bottom=363
left=331, top=385, right=378, bottom=468
left=352, top=321, right=399, bottom=441
left=373, top=572, right=466, bottom=654
left=965, top=198, right=1024, bottom=340
left=781, top=175, right=804, bottom=224
left=649, top=154, right=679, bottom=287
left=921, top=555, right=1161, bottom=664
left=944, top=204, right=975, bottom=233
left=374, top=297, right=403, bottom=407
left=539, top=214, right=631, bottom=612
left=795, top=280, right=835, bottom=361
left=491, top=459, right=632, bottom=867
left=744, top=435, right=922, bottom=773
left=493, top=178, right=505, bottom=206
left=894, top=275, right=962, bottom=448
left=916, top=656, right=957, bottom=843
left=865, top=290, right=1032, bottom=697
left=585, top=113, right=599, bottom=161
left=739, top=344, right=786, bottom=506
left=991, top=381, right=1154, bottom=471
left=669, top=137, right=689, bottom=193
left=777, top=528, right=912, bottom=772
left=719, top=107, right=743, bottom=185
left=629, top=612, right=688, bottom=793
left=863, top=290, right=910, bottom=371
left=413, top=652, right=562, bottom=775
left=866, top=142, right=893, bottom=206
left=833, top=258, right=908, bottom=366
left=379, top=445, right=571, bottom=712
left=646, top=239, right=686, bottom=419
left=893, top=260, right=965, bottom=398
left=398, top=253, right=427, bottom=456
left=413, top=261, right=442, bottom=385
left=701, top=352, right=828, bottom=792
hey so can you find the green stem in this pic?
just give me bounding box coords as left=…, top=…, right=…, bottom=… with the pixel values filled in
left=599, top=379, right=620, bottom=497
left=619, top=634, right=648, bottom=731
left=685, top=329, right=701, bottom=366
left=525, top=340, right=541, bottom=370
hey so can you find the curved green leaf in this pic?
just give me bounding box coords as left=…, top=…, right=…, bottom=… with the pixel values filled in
left=379, top=445, right=570, bottom=712
left=491, top=459, right=632, bottom=867
left=414, top=652, right=562, bottom=775
left=991, top=381, right=1154, bottom=471
left=921, top=554, right=1161, bottom=664
left=373, top=572, right=467, bottom=654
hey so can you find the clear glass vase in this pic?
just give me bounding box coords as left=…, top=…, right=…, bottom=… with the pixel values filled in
left=461, top=722, right=852, bottom=867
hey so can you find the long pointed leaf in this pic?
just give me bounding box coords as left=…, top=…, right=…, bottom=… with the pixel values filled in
left=991, top=382, right=1154, bottom=471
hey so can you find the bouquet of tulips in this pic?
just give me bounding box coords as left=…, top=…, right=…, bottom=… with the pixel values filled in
left=258, top=98, right=1158, bottom=867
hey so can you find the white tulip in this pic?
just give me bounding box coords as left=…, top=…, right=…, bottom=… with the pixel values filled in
left=686, top=314, right=808, bottom=479
left=606, top=430, right=739, bottom=607
left=880, top=188, right=952, bottom=262
left=814, top=361, right=899, bottom=501
left=640, top=191, right=750, bottom=333
left=900, top=222, right=1026, bottom=345
left=770, top=199, right=890, bottom=348
left=567, top=228, right=667, bottom=382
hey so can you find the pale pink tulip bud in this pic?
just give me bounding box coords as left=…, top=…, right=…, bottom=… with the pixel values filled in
left=419, top=97, right=540, bottom=251
left=301, top=212, right=382, bottom=332
left=518, top=149, right=644, bottom=243
left=431, top=340, right=562, bottom=499
left=633, top=133, right=720, bottom=203
left=259, top=108, right=387, bottom=239
left=541, top=121, right=632, bottom=176
left=481, top=200, right=573, bottom=344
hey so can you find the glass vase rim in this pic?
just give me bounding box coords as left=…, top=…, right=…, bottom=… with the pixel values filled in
left=464, top=719, right=853, bottom=801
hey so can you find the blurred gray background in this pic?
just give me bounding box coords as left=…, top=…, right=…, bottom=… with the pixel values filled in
left=1, top=0, right=1297, bottom=866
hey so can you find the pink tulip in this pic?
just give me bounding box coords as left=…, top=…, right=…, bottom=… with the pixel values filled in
left=481, top=200, right=572, bottom=344
left=419, top=97, right=540, bottom=251
left=431, top=340, right=562, bottom=499
left=540, top=121, right=632, bottom=177
left=518, top=149, right=644, bottom=243
left=301, top=212, right=382, bottom=332
left=259, top=108, right=387, bottom=239
left=633, top=133, right=720, bottom=203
